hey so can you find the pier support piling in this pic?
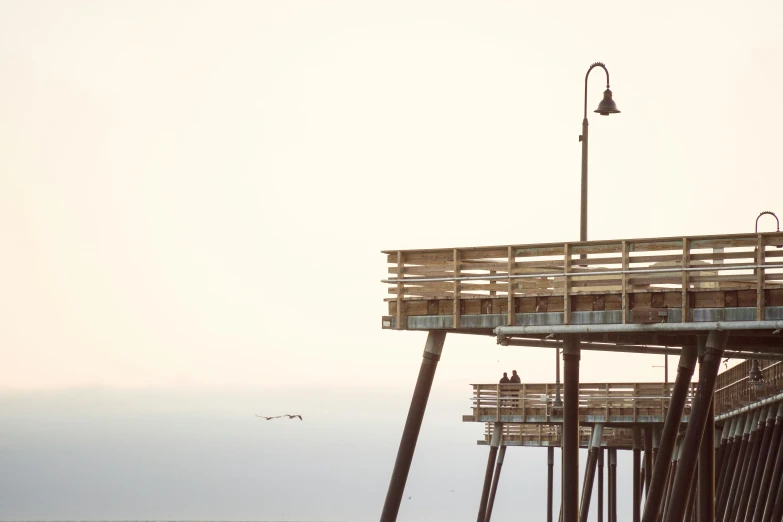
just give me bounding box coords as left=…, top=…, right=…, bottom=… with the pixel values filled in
left=717, top=415, right=746, bottom=520
left=761, top=406, right=783, bottom=522
left=716, top=418, right=736, bottom=499
left=598, top=448, right=605, bottom=522
left=484, top=444, right=506, bottom=522
left=752, top=402, right=783, bottom=522
left=725, top=410, right=760, bottom=522
left=608, top=448, right=617, bottom=522
left=634, top=427, right=642, bottom=522
left=745, top=407, right=776, bottom=522
left=548, top=446, right=555, bottom=522
left=379, top=331, right=446, bottom=522
left=663, top=330, right=728, bottom=522
left=733, top=408, right=769, bottom=522
left=697, top=396, right=715, bottom=522
left=477, top=425, right=502, bottom=522
left=645, top=427, right=654, bottom=496
left=642, top=344, right=697, bottom=522
left=579, top=425, right=604, bottom=522
left=563, top=337, right=581, bottom=522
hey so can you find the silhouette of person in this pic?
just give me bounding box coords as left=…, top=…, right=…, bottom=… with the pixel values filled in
left=499, top=372, right=510, bottom=383
left=510, top=370, right=521, bottom=383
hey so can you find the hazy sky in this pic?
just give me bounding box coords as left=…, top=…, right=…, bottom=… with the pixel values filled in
left=1, top=1, right=783, bottom=520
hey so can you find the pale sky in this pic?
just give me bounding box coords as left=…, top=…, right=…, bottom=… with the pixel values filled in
left=1, top=1, right=782, bottom=520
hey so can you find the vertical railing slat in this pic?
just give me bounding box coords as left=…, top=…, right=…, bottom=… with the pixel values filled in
left=622, top=241, right=629, bottom=324
left=453, top=248, right=461, bottom=328
left=757, top=234, right=766, bottom=320
left=564, top=243, right=572, bottom=325
left=396, top=251, right=404, bottom=330
left=681, top=238, right=690, bottom=323
left=507, top=246, right=515, bottom=326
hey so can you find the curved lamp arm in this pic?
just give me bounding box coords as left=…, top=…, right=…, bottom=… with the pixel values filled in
left=756, top=211, right=780, bottom=233
left=584, top=62, right=611, bottom=119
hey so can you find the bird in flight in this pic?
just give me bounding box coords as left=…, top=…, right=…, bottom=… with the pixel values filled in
left=256, top=414, right=303, bottom=421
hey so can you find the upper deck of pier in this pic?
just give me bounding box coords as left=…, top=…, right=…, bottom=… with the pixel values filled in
left=382, top=231, right=783, bottom=351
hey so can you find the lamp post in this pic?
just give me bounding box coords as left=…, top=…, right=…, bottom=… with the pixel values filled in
left=555, top=62, right=621, bottom=405
left=579, top=62, right=620, bottom=243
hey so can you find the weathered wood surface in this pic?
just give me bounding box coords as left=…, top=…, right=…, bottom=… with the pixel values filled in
left=464, top=365, right=783, bottom=425
left=714, top=359, right=783, bottom=414
left=383, top=232, right=783, bottom=330
left=464, top=382, right=696, bottom=424
left=476, top=423, right=634, bottom=448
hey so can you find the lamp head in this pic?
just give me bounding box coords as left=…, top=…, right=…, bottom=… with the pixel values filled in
left=594, top=88, right=620, bottom=116
left=749, top=360, right=764, bottom=387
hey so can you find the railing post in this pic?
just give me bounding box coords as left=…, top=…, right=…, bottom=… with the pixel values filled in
left=682, top=237, right=690, bottom=322
left=453, top=249, right=461, bottom=328
left=622, top=241, right=629, bottom=324
left=507, top=246, right=515, bottom=326
left=564, top=243, right=572, bottom=325
left=396, top=251, right=404, bottom=330
left=756, top=235, right=765, bottom=321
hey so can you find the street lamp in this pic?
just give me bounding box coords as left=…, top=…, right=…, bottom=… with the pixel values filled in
left=755, top=211, right=780, bottom=234
left=579, top=62, right=620, bottom=243
left=555, top=62, right=621, bottom=404
left=748, top=360, right=764, bottom=388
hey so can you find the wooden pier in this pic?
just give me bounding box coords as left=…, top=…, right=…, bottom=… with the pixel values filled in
left=376, top=232, right=783, bottom=522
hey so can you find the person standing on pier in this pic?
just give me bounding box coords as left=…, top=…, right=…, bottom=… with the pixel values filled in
left=510, top=370, right=521, bottom=383
left=499, top=372, right=510, bottom=383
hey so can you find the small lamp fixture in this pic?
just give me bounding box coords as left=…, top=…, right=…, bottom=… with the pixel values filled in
left=594, top=89, right=621, bottom=115
left=748, top=360, right=764, bottom=387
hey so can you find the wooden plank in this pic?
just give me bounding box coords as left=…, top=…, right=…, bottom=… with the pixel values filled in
left=564, top=244, right=571, bottom=325
left=396, top=251, right=404, bottom=330
left=758, top=235, right=766, bottom=320
left=622, top=241, right=629, bottom=324
left=453, top=249, right=461, bottom=328
left=694, top=291, right=725, bottom=308
left=770, top=289, right=783, bottom=307
left=507, top=246, right=515, bottom=326
left=738, top=290, right=757, bottom=307
left=682, top=238, right=689, bottom=323
left=632, top=308, right=670, bottom=323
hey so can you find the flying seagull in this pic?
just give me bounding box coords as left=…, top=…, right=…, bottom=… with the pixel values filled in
left=256, top=414, right=303, bottom=421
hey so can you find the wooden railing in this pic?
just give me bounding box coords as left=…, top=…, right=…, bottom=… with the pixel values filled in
left=480, top=423, right=633, bottom=448
left=468, top=382, right=697, bottom=423
left=467, top=367, right=783, bottom=425
left=714, top=360, right=783, bottom=413
left=383, top=232, right=783, bottom=328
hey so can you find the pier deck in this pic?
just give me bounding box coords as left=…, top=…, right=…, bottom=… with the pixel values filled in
left=382, top=232, right=783, bottom=351
left=464, top=359, right=783, bottom=427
